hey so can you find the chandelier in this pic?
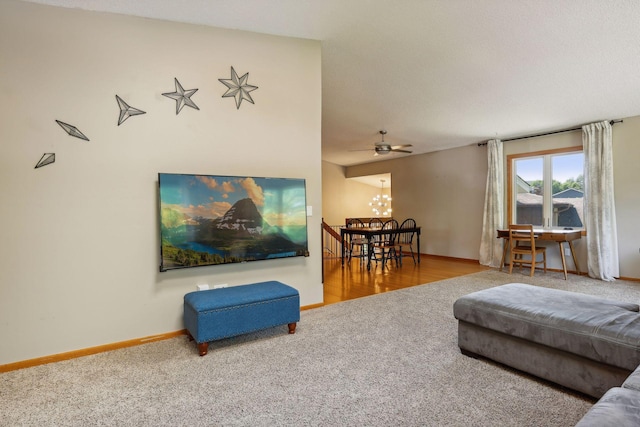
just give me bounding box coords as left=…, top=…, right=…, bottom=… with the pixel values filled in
left=369, top=179, right=392, bottom=216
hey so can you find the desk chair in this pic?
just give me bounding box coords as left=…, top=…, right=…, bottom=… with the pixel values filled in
left=508, top=224, right=547, bottom=277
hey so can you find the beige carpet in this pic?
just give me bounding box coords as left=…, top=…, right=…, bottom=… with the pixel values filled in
left=2, top=269, right=639, bottom=426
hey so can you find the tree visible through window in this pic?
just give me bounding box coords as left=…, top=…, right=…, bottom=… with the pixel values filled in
left=509, top=147, right=584, bottom=229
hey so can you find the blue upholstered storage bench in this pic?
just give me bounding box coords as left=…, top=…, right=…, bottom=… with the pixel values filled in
left=183, top=281, right=300, bottom=356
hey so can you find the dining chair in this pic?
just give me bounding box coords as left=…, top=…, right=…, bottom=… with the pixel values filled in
left=346, top=218, right=368, bottom=265
left=368, top=218, right=384, bottom=229
left=373, top=219, right=402, bottom=269
left=367, top=217, right=385, bottom=251
left=508, top=224, right=547, bottom=276
left=399, top=218, right=417, bottom=264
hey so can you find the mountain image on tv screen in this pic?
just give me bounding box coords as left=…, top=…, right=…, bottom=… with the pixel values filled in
left=158, top=173, right=308, bottom=271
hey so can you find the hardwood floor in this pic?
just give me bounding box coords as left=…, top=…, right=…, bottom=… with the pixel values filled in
left=323, top=254, right=490, bottom=305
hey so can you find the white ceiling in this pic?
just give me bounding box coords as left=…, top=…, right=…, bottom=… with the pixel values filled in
left=25, top=0, right=640, bottom=166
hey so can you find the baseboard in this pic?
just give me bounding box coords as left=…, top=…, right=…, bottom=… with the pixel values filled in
left=301, top=302, right=324, bottom=310
left=420, top=253, right=482, bottom=264
left=1, top=302, right=323, bottom=373
left=0, top=330, right=187, bottom=373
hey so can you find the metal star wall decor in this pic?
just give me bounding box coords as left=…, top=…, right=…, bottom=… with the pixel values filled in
left=162, top=78, right=199, bottom=115
left=218, top=66, right=258, bottom=109
left=116, top=95, right=146, bottom=126
left=35, top=153, right=55, bottom=169
left=55, top=120, right=90, bottom=141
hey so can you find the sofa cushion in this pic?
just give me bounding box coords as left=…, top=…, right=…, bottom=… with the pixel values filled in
left=575, top=387, right=640, bottom=427
left=453, top=283, right=640, bottom=370
left=622, top=365, right=640, bottom=392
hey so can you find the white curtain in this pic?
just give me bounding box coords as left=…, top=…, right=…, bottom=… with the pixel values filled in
left=479, top=139, right=504, bottom=267
left=582, top=121, right=619, bottom=280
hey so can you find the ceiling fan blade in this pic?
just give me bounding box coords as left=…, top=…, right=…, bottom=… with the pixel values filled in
left=390, top=149, right=412, bottom=153
left=390, top=144, right=413, bottom=149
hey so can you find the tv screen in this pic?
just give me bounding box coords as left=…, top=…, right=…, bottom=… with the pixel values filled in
left=158, top=173, right=308, bottom=272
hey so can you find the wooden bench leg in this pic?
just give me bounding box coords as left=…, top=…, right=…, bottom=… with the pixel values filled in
left=288, top=322, right=297, bottom=334
left=197, top=342, right=208, bottom=356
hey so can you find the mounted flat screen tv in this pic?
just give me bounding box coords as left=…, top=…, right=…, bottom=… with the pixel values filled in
left=158, top=173, right=308, bottom=272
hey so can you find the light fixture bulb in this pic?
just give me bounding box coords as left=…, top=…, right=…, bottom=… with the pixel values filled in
left=367, top=178, right=391, bottom=217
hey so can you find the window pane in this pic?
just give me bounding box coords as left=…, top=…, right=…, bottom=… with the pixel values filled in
left=551, top=153, right=584, bottom=228
left=514, top=157, right=543, bottom=226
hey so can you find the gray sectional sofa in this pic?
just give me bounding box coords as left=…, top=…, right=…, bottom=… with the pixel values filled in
left=575, top=368, right=640, bottom=426
left=453, top=283, right=640, bottom=426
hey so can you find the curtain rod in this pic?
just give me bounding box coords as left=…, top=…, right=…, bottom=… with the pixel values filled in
left=477, top=119, right=623, bottom=146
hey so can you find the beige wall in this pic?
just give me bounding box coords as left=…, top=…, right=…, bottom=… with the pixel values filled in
left=606, top=116, right=640, bottom=279
left=343, top=144, right=487, bottom=260
left=321, top=161, right=382, bottom=225
left=0, top=0, right=322, bottom=365
left=325, top=117, right=640, bottom=279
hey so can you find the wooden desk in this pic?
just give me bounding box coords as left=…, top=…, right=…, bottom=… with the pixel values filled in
left=498, top=228, right=582, bottom=279
left=341, top=226, right=421, bottom=270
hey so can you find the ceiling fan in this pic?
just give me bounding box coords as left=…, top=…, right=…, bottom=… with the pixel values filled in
left=367, top=130, right=413, bottom=156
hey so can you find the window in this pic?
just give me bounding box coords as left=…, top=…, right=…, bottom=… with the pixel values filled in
left=508, top=147, right=584, bottom=229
